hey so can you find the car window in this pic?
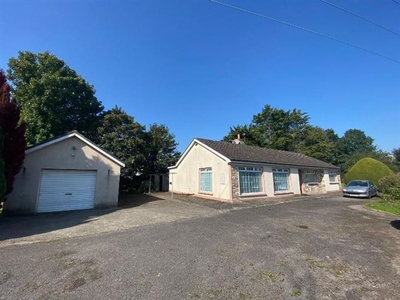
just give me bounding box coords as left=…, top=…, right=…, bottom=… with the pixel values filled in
left=347, top=181, right=368, bottom=187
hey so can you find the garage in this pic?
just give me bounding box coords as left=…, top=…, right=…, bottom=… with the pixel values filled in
left=5, top=131, right=125, bottom=214
left=37, top=170, right=97, bottom=213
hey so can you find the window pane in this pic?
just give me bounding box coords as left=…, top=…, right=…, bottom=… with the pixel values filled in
left=273, top=173, right=288, bottom=191
left=305, top=173, right=317, bottom=183
left=200, top=171, right=212, bottom=192
left=239, top=171, right=261, bottom=194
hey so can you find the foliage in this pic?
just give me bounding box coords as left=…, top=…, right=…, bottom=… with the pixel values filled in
left=223, top=105, right=309, bottom=151
left=252, top=105, right=309, bottom=151
left=388, top=188, right=400, bottom=200
left=378, top=173, right=400, bottom=194
left=380, top=188, right=400, bottom=202
left=95, top=106, right=147, bottom=192
left=392, top=148, right=400, bottom=170
left=0, top=70, right=26, bottom=200
left=96, top=107, right=180, bottom=192
left=222, top=105, right=394, bottom=176
left=367, top=199, right=400, bottom=216
left=222, top=124, right=263, bottom=147
left=336, top=129, right=376, bottom=157
left=393, top=148, right=400, bottom=161
left=340, top=150, right=398, bottom=174
left=336, top=129, right=377, bottom=172
left=0, top=133, right=6, bottom=203
left=143, top=124, right=180, bottom=175
left=297, top=126, right=338, bottom=164
left=7, top=51, right=104, bottom=145
left=345, top=157, right=394, bottom=185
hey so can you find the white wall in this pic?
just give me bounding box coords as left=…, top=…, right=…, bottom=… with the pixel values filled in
left=325, top=170, right=341, bottom=191
left=263, top=166, right=275, bottom=196
left=289, top=168, right=301, bottom=195
left=169, top=143, right=231, bottom=200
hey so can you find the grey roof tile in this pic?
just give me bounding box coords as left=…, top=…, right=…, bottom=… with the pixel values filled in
left=197, top=138, right=339, bottom=170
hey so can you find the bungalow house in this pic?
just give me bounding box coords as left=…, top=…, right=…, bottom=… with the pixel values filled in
left=168, top=137, right=341, bottom=202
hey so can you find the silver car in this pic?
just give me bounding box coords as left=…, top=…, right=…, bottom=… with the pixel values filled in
left=342, top=180, right=378, bottom=198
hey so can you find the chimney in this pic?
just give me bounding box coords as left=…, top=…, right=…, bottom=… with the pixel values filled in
left=232, top=133, right=244, bottom=145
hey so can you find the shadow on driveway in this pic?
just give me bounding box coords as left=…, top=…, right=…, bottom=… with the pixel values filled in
left=390, top=220, right=400, bottom=230
left=118, top=193, right=165, bottom=208
left=0, top=193, right=165, bottom=242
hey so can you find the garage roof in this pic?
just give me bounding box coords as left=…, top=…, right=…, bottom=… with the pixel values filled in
left=26, top=131, right=125, bottom=167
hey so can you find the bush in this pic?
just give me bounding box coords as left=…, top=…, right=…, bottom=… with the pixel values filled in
left=345, top=157, right=394, bottom=186
left=388, top=188, right=400, bottom=201
left=378, top=173, right=400, bottom=194
left=381, top=189, right=400, bottom=202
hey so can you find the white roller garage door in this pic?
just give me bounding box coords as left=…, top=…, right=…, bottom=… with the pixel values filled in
left=37, top=170, right=97, bottom=213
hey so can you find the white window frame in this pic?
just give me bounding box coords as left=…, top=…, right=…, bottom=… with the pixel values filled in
left=329, top=171, right=338, bottom=183
left=238, top=167, right=263, bottom=195
left=199, top=167, right=212, bottom=194
left=304, top=170, right=318, bottom=184
left=272, top=168, right=290, bottom=192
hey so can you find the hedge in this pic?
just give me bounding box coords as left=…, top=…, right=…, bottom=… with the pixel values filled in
left=345, top=157, right=394, bottom=186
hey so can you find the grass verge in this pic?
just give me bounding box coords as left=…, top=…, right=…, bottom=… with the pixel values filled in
left=366, top=199, right=400, bottom=216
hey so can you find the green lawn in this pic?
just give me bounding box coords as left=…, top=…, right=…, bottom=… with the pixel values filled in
left=367, top=199, right=400, bottom=216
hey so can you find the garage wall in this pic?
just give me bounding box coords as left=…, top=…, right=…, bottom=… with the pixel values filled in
left=5, top=136, right=121, bottom=214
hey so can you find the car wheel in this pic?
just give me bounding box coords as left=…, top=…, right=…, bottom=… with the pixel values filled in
left=367, top=191, right=371, bottom=199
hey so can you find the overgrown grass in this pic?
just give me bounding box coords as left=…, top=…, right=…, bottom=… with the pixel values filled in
left=367, top=199, right=400, bottom=216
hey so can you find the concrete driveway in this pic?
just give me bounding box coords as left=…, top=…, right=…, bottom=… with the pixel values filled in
left=1, top=194, right=399, bottom=299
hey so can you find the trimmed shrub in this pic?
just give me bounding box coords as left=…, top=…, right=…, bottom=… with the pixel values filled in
left=378, top=173, right=400, bottom=194
left=345, top=157, right=394, bottom=186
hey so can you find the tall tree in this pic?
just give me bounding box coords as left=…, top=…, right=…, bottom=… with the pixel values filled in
left=0, top=70, right=26, bottom=201
left=297, top=126, right=337, bottom=163
left=337, top=129, right=376, bottom=157
left=392, top=148, right=400, bottom=167
left=96, top=108, right=180, bottom=192
left=7, top=51, right=104, bottom=145
left=252, top=105, right=309, bottom=151
left=143, top=124, right=180, bottom=175
left=96, top=107, right=146, bottom=192
left=335, top=129, right=376, bottom=172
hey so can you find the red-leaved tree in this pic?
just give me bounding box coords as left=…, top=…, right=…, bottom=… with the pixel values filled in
left=0, top=69, right=26, bottom=202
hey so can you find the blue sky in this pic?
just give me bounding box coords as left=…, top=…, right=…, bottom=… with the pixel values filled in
left=1, top=0, right=399, bottom=153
